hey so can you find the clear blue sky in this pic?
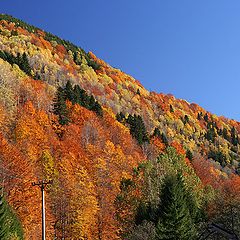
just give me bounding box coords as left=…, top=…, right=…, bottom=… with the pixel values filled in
left=2, top=1, right=240, bottom=120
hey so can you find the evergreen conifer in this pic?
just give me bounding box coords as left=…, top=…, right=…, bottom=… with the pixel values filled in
left=155, top=174, right=196, bottom=240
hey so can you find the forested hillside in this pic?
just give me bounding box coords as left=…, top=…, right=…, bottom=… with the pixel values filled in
left=0, top=14, right=239, bottom=239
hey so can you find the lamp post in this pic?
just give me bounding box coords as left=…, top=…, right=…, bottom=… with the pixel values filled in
left=32, top=180, right=53, bottom=240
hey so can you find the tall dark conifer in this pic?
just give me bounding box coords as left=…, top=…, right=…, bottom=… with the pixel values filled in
left=155, top=174, right=196, bottom=240
left=0, top=194, right=24, bottom=240
left=53, top=86, right=70, bottom=125
left=65, top=80, right=74, bottom=102
left=0, top=194, right=9, bottom=239
left=126, top=114, right=149, bottom=145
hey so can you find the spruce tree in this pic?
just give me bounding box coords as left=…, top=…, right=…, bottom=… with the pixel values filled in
left=186, top=149, right=193, bottom=161
left=161, top=133, right=168, bottom=146
left=65, top=80, right=74, bottom=102
left=116, top=112, right=125, bottom=122
left=126, top=114, right=149, bottom=145
left=152, top=127, right=161, bottom=138
left=155, top=174, right=196, bottom=240
left=53, top=87, right=70, bottom=125
left=0, top=194, right=24, bottom=240
left=21, top=52, right=32, bottom=76
left=0, top=194, right=9, bottom=239
left=73, top=84, right=82, bottom=104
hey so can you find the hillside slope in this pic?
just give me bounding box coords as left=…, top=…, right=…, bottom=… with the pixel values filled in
left=0, top=14, right=239, bottom=239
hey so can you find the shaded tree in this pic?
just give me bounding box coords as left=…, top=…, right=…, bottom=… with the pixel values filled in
left=156, top=174, right=197, bottom=240
left=53, top=87, right=70, bottom=125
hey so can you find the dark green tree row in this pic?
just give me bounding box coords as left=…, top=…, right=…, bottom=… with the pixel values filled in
left=0, top=14, right=39, bottom=34
left=116, top=112, right=149, bottom=145
left=0, top=14, right=101, bottom=71
left=151, top=127, right=168, bottom=146
left=53, top=81, right=103, bottom=125
left=73, top=50, right=101, bottom=71
left=205, top=121, right=217, bottom=143
left=130, top=173, right=202, bottom=240
left=198, top=111, right=239, bottom=146
left=0, top=50, right=32, bottom=77
left=208, top=149, right=227, bottom=167
left=0, top=193, right=24, bottom=240
left=116, top=147, right=209, bottom=239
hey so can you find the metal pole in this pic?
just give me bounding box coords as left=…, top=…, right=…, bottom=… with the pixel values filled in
left=32, top=180, right=52, bottom=240
left=42, top=185, right=46, bottom=240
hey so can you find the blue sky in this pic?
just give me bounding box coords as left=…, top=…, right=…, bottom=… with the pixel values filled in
left=2, top=1, right=240, bottom=120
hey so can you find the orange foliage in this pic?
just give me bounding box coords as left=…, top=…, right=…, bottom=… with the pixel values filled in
left=192, top=156, right=223, bottom=189
left=151, top=136, right=165, bottom=154
left=170, top=141, right=186, bottom=156
left=0, top=134, right=43, bottom=239
left=39, top=36, right=53, bottom=50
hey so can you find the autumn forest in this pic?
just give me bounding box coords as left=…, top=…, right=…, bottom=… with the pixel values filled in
left=0, top=14, right=239, bottom=240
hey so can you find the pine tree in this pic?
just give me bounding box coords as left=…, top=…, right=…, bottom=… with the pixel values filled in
left=203, top=113, right=209, bottom=122
left=126, top=114, right=149, bottom=145
left=231, top=126, right=239, bottom=146
left=73, top=84, right=82, bottom=104
left=161, top=133, right=168, bottom=146
left=65, top=80, right=74, bottom=102
left=0, top=194, right=24, bottom=240
left=0, top=194, right=9, bottom=239
left=21, top=52, right=32, bottom=76
left=152, top=127, right=161, bottom=138
left=155, top=174, right=196, bottom=240
left=197, top=112, right=202, bottom=120
left=170, top=105, right=174, bottom=113
left=222, top=127, right=229, bottom=140
left=116, top=112, right=125, bottom=122
left=92, top=101, right=103, bottom=116
left=186, top=149, right=193, bottom=161
left=53, top=86, right=70, bottom=125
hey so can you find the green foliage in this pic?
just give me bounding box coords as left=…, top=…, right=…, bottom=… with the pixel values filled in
left=126, top=114, right=149, bottom=145
left=11, top=30, right=18, bottom=36
left=186, top=149, right=193, bottom=161
left=53, top=86, right=70, bottom=126
left=116, top=112, right=125, bottom=122
left=169, top=104, right=174, bottom=113
left=197, top=112, right=203, bottom=120
left=0, top=14, right=101, bottom=71
left=120, top=146, right=213, bottom=239
left=181, top=114, right=189, bottom=125
left=0, top=194, right=24, bottom=240
left=0, top=14, right=39, bottom=33
left=0, top=51, right=32, bottom=77
left=44, top=32, right=100, bottom=70
left=73, top=51, right=83, bottom=65
left=116, top=113, right=149, bottom=145
left=152, top=128, right=168, bottom=146
left=205, top=122, right=217, bottom=143
left=85, top=53, right=101, bottom=71
left=231, top=126, right=239, bottom=146
left=204, top=113, right=209, bottom=122
left=152, top=127, right=161, bottom=138
left=208, top=149, right=227, bottom=167
left=155, top=174, right=197, bottom=240
left=65, top=80, right=75, bottom=102
left=222, top=127, right=229, bottom=140
left=160, top=133, right=168, bottom=146
left=53, top=81, right=103, bottom=125
left=70, top=82, right=103, bottom=116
